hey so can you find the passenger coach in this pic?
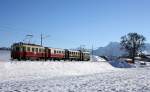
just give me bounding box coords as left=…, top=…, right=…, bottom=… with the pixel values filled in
left=11, top=42, right=90, bottom=61
left=11, top=42, right=45, bottom=60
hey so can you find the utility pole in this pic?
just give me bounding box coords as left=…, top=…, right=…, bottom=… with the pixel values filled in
left=40, top=34, right=50, bottom=46
left=24, top=34, right=33, bottom=44
left=92, top=44, right=94, bottom=61
left=41, top=34, right=43, bottom=46
left=92, top=44, right=93, bottom=56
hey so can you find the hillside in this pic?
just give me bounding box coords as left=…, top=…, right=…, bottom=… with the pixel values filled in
left=93, top=42, right=150, bottom=57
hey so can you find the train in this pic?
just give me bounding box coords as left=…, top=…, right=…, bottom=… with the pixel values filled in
left=11, top=42, right=90, bottom=61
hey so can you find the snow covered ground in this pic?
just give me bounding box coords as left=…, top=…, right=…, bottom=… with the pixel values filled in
left=0, top=51, right=116, bottom=81
left=0, top=51, right=150, bottom=92
left=0, top=50, right=10, bottom=61
left=1, top=67, right=150, bottom=92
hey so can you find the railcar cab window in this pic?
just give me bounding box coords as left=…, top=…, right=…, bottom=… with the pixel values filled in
left=16, top=47, right=20, bottom=51
left=39, top=49, right=41, bottom=52
left=23, top=47, right=26, bottom=51
left=32, top=48, right=35, bottom=52
left=27, top=47, right=30, bottom=52
left=36, top=48, right=38, bottom=52
left=42, top=49, right=44, bottom=52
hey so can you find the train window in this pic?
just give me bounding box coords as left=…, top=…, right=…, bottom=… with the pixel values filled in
left=59, top=51, right=61, bottom=53
left=23, top=47, right=26, bottom=51
left=27, top=47, right=30, bottom=52
left=32, top=48, right=35, bottom=52
left=16, top=47, right=20, bottom=51
left=36, top=48, right=38, bottom=52
left=39, top=49, right=41, bottom=52
left=54, top=50, right=56, bottom=54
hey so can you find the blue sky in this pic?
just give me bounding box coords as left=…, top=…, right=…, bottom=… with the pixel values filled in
left=0, top=0, right=150, bottom=49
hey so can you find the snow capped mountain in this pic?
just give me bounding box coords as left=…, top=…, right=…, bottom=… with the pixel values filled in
left=143, top=43, right=150, bottom=55
left=93, top=42, right=150, bottom=57
left=93, top=42, right=125, bottom=57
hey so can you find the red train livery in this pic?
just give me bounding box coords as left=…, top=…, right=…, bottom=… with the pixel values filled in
left=11, top=42, right=90, bottom=61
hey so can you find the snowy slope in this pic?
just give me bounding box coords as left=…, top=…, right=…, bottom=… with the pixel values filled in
left=0, top=51, right=117, bottom=81
left=108, top=60, right=132, bottom=68
left=92, top=55, right=107, bottom=62
left=0, top=51, right=134, bottom=82
left=0, top=61, right=116, bottom=81
left=0, top=50, right=10, bottom=61
left=1, top=51, right=150, bottom=92
left=1, top=67, right=150, bottom=92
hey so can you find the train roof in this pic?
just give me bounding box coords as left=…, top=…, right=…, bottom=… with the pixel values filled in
left=83, top=52, right=90, bottom=53
left=47, top=47, right=65, bottom=50
left=68, top=50, right=80, bottom=52
left=12, top=42, right=42, bottom=47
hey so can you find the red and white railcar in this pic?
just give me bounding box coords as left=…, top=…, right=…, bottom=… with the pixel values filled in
left=11, top=42, right=45, bottom=60
left=45, top=47, right=65, bottom=60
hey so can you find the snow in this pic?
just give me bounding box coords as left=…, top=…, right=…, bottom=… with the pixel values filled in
left=0, top=51, right=116, bottom=82
left=92, top=55, right=133, bottom=68
left=108, top=60, right=132, bottom=68
left=92, top=55, right=107, bottom=62
left=1, top=67, right=150, bottom=92
left=0, top=61, right=116, bottom=81
left=1, top=51, right=150, bottom=92
left=0, top=50, right=10, bottom=61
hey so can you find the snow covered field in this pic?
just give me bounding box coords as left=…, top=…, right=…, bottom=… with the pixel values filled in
left=0, top=51, right=150, bottom=92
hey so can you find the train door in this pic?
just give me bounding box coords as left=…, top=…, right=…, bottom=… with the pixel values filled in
left=80, top=51, right=83, bottom=61
left=65, top=49, right=69, bottom=60
left=22, top=46, right=26, bottom=60
left=48, top=49, right=51, bottom=60
left=44, top=47, right=48, bottom=60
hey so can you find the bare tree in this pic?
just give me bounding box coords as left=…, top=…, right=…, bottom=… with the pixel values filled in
left=120, top=33, right=146, bottom=63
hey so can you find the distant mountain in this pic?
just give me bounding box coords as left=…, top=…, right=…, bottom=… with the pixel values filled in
left=142, top=43, right=150, bottom=55
left=93, top=42, right=125, bottom=57
left=0, top=47, right=11, bottom=50
left=93, top=42, right=150, bottom=57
